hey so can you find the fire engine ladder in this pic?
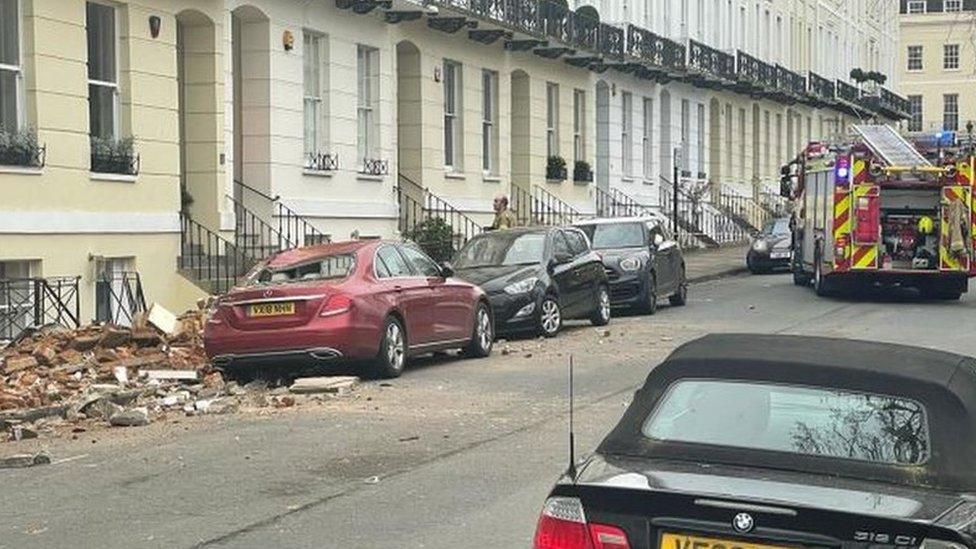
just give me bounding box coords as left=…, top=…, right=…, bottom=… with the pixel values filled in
left=852, top=124, right=931, bottom=167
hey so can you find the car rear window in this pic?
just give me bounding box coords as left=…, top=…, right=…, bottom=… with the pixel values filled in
left=248, top=254, right=356, bottom=286
left=642, top=380, right=929, bottom=466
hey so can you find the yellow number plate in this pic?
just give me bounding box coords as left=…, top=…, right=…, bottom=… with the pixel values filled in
left=248, top=302, right=296, bottom=317
left=660, top=533, right=788, bottom=549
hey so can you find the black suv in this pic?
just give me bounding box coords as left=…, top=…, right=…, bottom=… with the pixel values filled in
left=452, top=226, right=610, bottom=337
left=575, top=217, right=687, bottom=314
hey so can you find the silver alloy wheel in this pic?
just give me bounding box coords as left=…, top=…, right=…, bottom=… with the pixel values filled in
left=386, top=322, right=405, bottom=371
left=540, top=299, right=561, bottom=335
left=598, top=287, right=611, bottom=321
left=476, top=307, right=493, bottom=351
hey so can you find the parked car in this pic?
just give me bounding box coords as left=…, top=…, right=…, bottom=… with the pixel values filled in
left=452, top=226, right=610, bottom=337
left=204, top=240, right=493, bottom=379
left=747, top=217, right=792, bottom=273
left=534, top=334, right=976, bottom=549
left=575, top=216, right=688, bottom=314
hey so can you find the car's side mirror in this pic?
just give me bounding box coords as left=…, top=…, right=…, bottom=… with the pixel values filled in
left=439, top=262, right=455, bottom=278
left=652, top=234, right=665, bottom=248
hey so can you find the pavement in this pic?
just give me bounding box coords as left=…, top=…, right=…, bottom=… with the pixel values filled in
left=1, top=252, right=974, bottom=548
left=684, top=245, right=749, bottom=282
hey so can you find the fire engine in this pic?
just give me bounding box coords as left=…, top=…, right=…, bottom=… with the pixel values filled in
left=784, top=125, right=975, bottom=299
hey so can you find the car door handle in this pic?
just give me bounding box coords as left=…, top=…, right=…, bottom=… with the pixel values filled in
left=394, top=285, right=403, bottom=293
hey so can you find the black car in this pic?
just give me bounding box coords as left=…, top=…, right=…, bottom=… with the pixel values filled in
left=747, top=217, right=792, bottom=273
left=575, top=217, right=687, bottom=314
left=534, top=334, right=976, bottom=549
left=452, top=227, right=610, bottom=337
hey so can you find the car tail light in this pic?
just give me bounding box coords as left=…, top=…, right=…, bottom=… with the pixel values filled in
left=533, top=497, right=631, bottom=549
left=320, top=294, right=352, bottom=317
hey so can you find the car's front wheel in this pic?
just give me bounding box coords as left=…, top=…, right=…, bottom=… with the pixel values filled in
left=538, top=296, right=562, bottom=338
left=590, top=285, right=611, bottom=326
left=464, top=302, right=494, bottom=358
left=669, top=268, right=688, bottom=306
left=372, top=316, right=407, bottom=379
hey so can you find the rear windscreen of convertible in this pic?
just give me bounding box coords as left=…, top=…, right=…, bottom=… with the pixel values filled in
left=642, top=380, right=930, bottom=466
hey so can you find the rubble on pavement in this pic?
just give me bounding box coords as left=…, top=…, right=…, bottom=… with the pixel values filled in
left=0, top=303, right=360, bottom=447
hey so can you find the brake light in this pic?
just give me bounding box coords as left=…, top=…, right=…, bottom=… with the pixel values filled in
left=533, top=497, right=631, bottom=549
left=320, top=294, right=352, bottom=317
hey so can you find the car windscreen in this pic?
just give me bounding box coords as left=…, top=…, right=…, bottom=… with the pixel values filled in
left=762, top=218, right=790, bottom=235
left=247, top=254, right=356, bottom=286
left=578, top=223, right=645, bottom=249
left=642, top=380, right=929, bottom=466
left=454, top=233, right=546, bottom=268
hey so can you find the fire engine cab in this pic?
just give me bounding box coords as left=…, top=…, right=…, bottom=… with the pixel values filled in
left=785, top=125, right=975, bottom=299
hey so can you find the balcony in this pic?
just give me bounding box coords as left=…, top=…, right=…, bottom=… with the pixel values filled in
left=807, top=72, right=836, bottom=107
left=686, top=39, right=736, bottom=87
left=836, top=80, right=860, bottom=104
left=625, top=25, right=686, bottom=81
left=734, top=51, right=775, bottom=96
left=862, top=87, right=912, bottom=121
left=773, top=65, right=805, bottom=102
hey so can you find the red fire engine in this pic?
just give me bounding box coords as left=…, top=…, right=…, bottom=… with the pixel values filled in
left=785, top=125, right=975, bottom=299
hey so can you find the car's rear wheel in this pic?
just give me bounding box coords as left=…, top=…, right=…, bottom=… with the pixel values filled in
left=538, top=296, right=562, bottom=338
left=464, top=303, right=493, bottom=358
left=590, top=285, right=611, bottom=326
left=669, top=268, right=688, bottom=306
left=372, top=316, right=406, bottom=379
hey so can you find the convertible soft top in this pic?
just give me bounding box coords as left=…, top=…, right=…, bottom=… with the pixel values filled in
left=597, top=334, right=976, bottom=491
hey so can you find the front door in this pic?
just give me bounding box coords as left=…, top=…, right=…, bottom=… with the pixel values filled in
left=398, top=245, right=469, bottom=343
left=550, top=231, right=584, bottom=315
left=375, top=245, right=435, bottom=347
left=648, top=223, right=676, bottom=292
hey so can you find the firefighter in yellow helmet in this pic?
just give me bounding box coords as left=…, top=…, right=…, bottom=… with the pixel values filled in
left=917, top=215, right=935, bottom=235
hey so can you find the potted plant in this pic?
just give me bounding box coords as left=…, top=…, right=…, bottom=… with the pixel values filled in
left=405, top=217, right=456, bottom=263
left=573, top=160, right=593, bottom=183
left=546, top=155, right=568, bottom=181
left=91, top=136, right=139, bottom=175
left=0, top=127, right=45, bottom=168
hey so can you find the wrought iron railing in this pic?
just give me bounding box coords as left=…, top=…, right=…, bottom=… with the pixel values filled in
left=626, top=25, right=685, bottom=71
left=598, top=22, right=625, bottom=58
left=661, top=178, right=750, bottom=247
left=361, top=158, right=389, bottom=176
left=594, top=187, right=657, bottom=218
left=532, top=185, right=586, bottom=225
left=0, top=277, right=81, bottom=341
left=305, top=152, right=338, bottom=172
left=808, top=72, right=835, bottom=102
left=736, top=51, right=775, bottom=90
left=235, top=180, right=329, bottom=248
left=229, top=194, right=293, bottom=260
left=396, top=174, right=482, bottom=262
left=95, top=271, right=147, bottom=327
left=179, top=213, right=253, bottom=296
left=775, top=65, right=805, bottom=97
left=688, top=39, right=735, bottom=81
left=836, top=80, right=859, bottom=104
left=716, top=190, right=768, bottom=232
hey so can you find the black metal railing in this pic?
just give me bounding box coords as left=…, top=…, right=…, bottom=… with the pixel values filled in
left=598, top=22, right=625, bottom=58
left=0, top=132, right=45, bottom=169
left=229, top=194, right=293, bottom=260
left=775, top=65, right=805, bottom=97
left=235, top=180, right=330, bottom=248
left=688, top=39, right=735, bottom=81
left=808, top=72, right=835, bottom=102
left=306, top=152, right=338, bottom=172
left=396, top=174, right=482, bottom=262
left=510, top=184, right=535, bottom=226
left=91, top=150, right=139, bottom=176
left=0, top=277, right=81, bottom=342
left=95, top=271, right=147, bottom=327
left=361, top=158, right=389, bottom=176
left=716, top=190, right=768, bottom=232
left=179, top=213, right=253, bottom=296
left=532, top=185, right=586, bottom=225
left=626, top=25, right=685, bottom=72
left=736, top=51, right=775, bottom=90
left=661, top=178, right=750, bottom=247
left=595, top=187, right=656, bottom=218
left=836, top=80, right=859, bottom=104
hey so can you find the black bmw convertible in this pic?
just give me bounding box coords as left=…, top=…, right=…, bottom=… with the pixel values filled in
left=534, top=334, right=976, bottom=549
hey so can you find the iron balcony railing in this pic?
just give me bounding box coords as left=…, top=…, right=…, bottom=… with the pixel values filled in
left=836, top=80, right=860, bottom=104
left=0, top=277, right=81, bottom=342
left=235, top=180, right=330, bottom=248
left=735, top=51, right=775, bottom=91
left=361, top=158, right=389, bottom=176
left=179, top=213, right=253, bottom=296
left=808, top=72, right=835, bottom=103
left=688, top=39, right=736, bottom=81
left=775, top=65, right=805, bottom=97
left=95, top=271, right=147, bottom=327
left=305, top=152, right=338, bottom=172
left=626, top=25, right=686, bottom=72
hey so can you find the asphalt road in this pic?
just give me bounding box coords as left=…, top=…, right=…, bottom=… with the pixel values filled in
left=2, top=273, right=974, bottom=548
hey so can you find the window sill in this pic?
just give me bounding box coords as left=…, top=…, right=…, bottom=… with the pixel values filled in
left=444, top=171, right=466, bottom=180
left=356, top=174, right=386, bottom=182
left=482, top=175, right=502, bottom=184
left=621, top=176, right=636, bottom=183
left=642, top=179, right=655, bottom=186
left=0, top=165, right=43, bottom=176
left=303, top=169, right=334, bottom=178
left=943, top=67, right=961, bottom=72
left=545, top=179, right=566, bottom=184
left=90, top=172, right=138, bottom=183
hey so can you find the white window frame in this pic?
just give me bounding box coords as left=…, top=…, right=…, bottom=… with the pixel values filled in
left=622, top=91, right=633, bottom=176
left=907, top=45, right=923, bottom=72
left=443, top=59, right=462, bottom=170
left=357, top=44, right=379, bottom=165
left=908, top=95, right=923, bottom=132
left=0, top=0, right=24, bottom=132
left=907, top=0, right=925, bottom=13
left=944, top=0, right=961, bottom=12
left=86, top=0, right=120, bottom=141
left=481, top=69, right=498, bottom=175
left=642, top=97, right=653, bottom=180
left=944, top=93, right=959, bottom=131
left=303, top=31, right=329, bottom=162
left=546, top=82, right=559, bottom=159
left=573, top=89, right=585, bottom=164
left=943, top=44, right=959, bottom=71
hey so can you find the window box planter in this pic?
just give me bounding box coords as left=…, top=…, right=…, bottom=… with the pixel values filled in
left=90, top=137, right=139, bottom=176
left=573, top=161, right=593, bottom=184
left=546, top=156, right=567, bottom=182
left=0, top=130, right=45, bottom=169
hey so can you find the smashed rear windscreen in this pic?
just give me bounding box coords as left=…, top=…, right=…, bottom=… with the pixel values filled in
left=248, top=254, right=356, bottom=285
left=642, top=380, right=929, bottom=466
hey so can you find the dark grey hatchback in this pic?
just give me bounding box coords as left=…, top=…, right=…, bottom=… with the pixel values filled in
left=575, top=217, right=687, bottom=315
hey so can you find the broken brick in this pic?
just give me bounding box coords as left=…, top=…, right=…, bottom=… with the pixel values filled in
left=3, top=355, right=38, bottom=375
left=98, top=327, right=131, bottom=349
left=71, top=335, right=101, bottom=352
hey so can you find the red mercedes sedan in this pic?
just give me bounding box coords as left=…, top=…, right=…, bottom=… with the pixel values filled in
left=203, top=240, right=494, bottom=378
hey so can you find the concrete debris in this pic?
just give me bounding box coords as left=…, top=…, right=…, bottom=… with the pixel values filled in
left=109, top=407, right=151, bottom=427
left=0, top=453, right=51, bottom=469
left=80, top=398, right=124, bottom=421
left=146, top=303, right=180, bottom=337
left=289, top=376, right=359, bottom=395
left=141, top=370, right=199, bottom=382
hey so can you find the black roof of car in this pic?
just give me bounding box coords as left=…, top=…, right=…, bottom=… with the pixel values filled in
left=597, top=334, right=976, bottom=491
